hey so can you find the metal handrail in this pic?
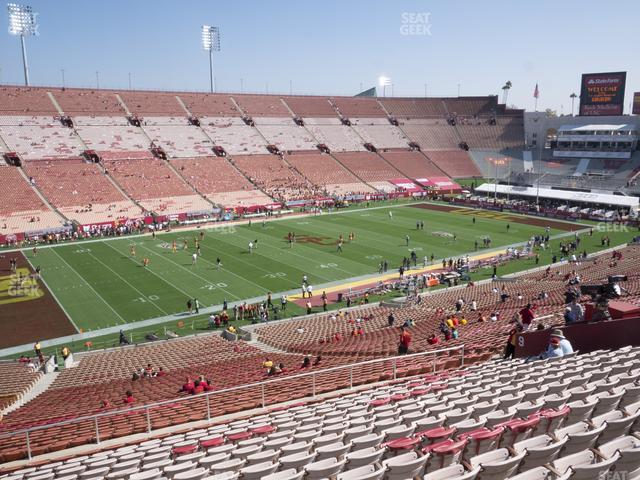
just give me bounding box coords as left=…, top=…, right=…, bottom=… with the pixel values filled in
left=0, top=344, right=465, bottom=460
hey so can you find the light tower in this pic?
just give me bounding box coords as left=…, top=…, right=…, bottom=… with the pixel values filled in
left=7, top=3, right=39, bottom=86
left=201, top=25, right=220, bottom=93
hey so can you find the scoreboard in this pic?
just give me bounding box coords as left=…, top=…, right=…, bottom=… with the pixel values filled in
left=579, top=71, right=626, bottom=116
left=633, top=92, right=640, bottom=115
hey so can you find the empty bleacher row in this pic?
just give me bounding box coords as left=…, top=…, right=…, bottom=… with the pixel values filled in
left=0, top=165, right=65, bottom=235
left=23, top=159, right=143, bottom=224
left=2, top=346, right=640, bottom=478
left=283, top=153, right=374, bottom=196
left=103, top=157, right=213, bottom=215
left=0, top=362, right=42, bottom=414
left=170, top=157, right=273, bottom=207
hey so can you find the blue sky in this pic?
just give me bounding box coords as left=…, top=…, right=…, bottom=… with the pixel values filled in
left=0, top=0, right=638, bottom=113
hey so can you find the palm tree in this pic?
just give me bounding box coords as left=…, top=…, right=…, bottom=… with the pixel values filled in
left=501, top=81, right=512, bottom=104
left=570, top=93, right=578, bottom=116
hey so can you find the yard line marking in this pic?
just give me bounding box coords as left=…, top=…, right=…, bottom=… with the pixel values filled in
left=197, top=237, right=310, bottom=288
left=215, top=228, right=351, bottom=281
left=135, top=243, right=242, bottom=301
left=49, top=248, right=127, bottom=324
left=102, top=241, right=205, bottom=307
left=24, top=253, right=81, bottom=334
left=85, top=248, right=168, bottom=316
left=176, top=242, right=280, bottom=293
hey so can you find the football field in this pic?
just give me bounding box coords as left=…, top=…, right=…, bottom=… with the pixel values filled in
left=19, top=202, right=581, bottom=333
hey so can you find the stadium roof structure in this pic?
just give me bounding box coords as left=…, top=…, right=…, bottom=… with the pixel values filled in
left=560, top=124, right=637, bottom=132
left=476, top=183, right=640, bottom=208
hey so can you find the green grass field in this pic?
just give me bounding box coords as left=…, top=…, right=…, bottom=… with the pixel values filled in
left=23, top=202, right=581, bottom=332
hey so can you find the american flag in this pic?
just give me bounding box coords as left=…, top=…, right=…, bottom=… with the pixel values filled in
left=533, top=83, right=540, bottom=99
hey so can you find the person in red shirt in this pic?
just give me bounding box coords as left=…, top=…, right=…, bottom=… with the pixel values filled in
left=157, top=367, right=167, bottom=377
left=398, top=327, right=412, bottom=355
left=518, top=304, right=536, bottom=330
left=427, top=333, right=439, bottom=345
left=182, top=377, right=195, bottom=394
left=333, top=333, right=342, bottom=342
left=192, top=380, right=204, bottom=394
left=124, top=391, right=135, bottom=404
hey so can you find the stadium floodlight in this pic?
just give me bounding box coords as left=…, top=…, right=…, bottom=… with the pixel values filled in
left=7, top=3, right=39, bottom=86
left=202, top=25, right=220, bottom=93
left=378, top=76, right=391, bottom=97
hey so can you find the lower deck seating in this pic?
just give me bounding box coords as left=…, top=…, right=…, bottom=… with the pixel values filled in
left=2, top=346, right=639, bottom=477
left=170, top=157, right=272, bottom=207
left=0, top=166, right=65, bottom=235
left=103, top=158, right=212, bottom=214
left=332, top=152, right=402, bottom=192
left=231, top=154, right=318, bottom=201
left=425, top=150, right=482, bottom=178
left=0, top=363, right=42, bottom=413
left=283, top=152, right=374, bottom=196
left=379, top=150, right=446, bottom=179
left=23, top=159, right=143, bottom=223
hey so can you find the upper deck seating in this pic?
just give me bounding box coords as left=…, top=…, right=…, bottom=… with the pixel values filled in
left=351, top=118, right=410, bottom=149
left=0, top=117, right=85, bottom=160
left=254, top=118, right=318, bottom=151
left=200, top=117, right=267, bottom=155
left=51, top=89, right=125, bottom=116
left=178, top=93, right=240, bottom=117
left=304, top=118, right=365, bottom=152
left=0, top=86, right=58, bottom=116
left=119, top=92, right=186, bottom=116
left=379, top=98, right=448, bottom=118
left=232, top=95, right=291, bottom=117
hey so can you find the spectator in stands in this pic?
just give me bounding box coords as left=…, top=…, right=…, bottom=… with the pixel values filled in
left=569, top=299, right=584, bottom=323
left=33, top=341, right=44, bottom=364
left=504, top=324, right=523, bottom=360
left=427, top=333, right=439, bottom=345
left=182, top=377, right=195, bottom=394
left=550, top=329, right=573, bottom=355
left=518, top=303, right=536, bottom=330
left=157, top=367, right=167, bottom=377
left=61, top=346, right=71, bottom=361
left=387, top=312, right=395, bottom=327
left=301, top=356, right=311, bottom=368
left=132, top=370, right=141, bottom=381
left=124, top=390, right=135, bottom=404
left=190, top=380, right=203, bottom=394
left=262, top=358, right=273, bottom=373
left=313, top=355, right=322, bottom=366
left=398, top=327, right=412, bottom=355
left=564, top=307, right=576, bottom=324
left=452, top=327, right=460, bottom=339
